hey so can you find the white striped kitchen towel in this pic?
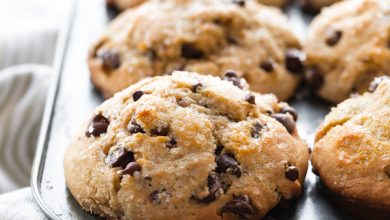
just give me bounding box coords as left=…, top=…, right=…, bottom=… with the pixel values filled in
left=0, top=187, right=47, bottom=220
left=0, top=65, right=51, bottom=194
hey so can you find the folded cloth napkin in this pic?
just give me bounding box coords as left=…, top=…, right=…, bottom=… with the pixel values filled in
left=0, top=187, right=47, bottom=220
left=0, top=65, right=51, bottom=193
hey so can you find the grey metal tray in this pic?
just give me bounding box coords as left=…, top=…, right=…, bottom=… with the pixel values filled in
left=31, top=0, right=357, bottom=219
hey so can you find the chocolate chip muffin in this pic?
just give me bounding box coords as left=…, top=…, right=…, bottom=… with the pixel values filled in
left=106, top=0, right=289, bottom=11
left=300, top=0, right=341, bottom=14
left=312, top=76, right=390, bottom=219
left=64, top=71, right=309, bottom=219
left=90, top=0, right=304, bottom=100
left=304, top=0, right=390, bottom=103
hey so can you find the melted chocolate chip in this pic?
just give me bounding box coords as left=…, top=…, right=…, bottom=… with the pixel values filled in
left=224, top=70, right=238, bottom=78
left=192, top=83, right=203, bottom=93
left=166, top=138, right=177, bottom=149
left=272, top=113, right=295, bottom=134
left=326, top=29, right=343, bottom=46
left=133, top=91, right=144, bottom=102
left=279, top=106, right=298, bottom=121
left=300, top=0, right=320, bottom=14
left=260, top=59, right=274, bottom=73
left=232, top=0, right=245, bottom=7
left=121, top=162, right=141, bottom=176
left=221, top=195, right=254, bottom=219
left=223, top=70, right=243, bottom=89
left=215, top=145, right=224, bottom=156
left=150, top=191, right=160, bottom=203
left=86, top=113, right=110, bottom=137
left=198, top=174, right=221, bottom=203
left=105, top=148, right=135, bottom=169
left=226, top=77, right=243, bottom=89
left=227, top=36, right=238, bottom=44
left=245, top=94, right=256, bottom=105
left=285, top=49, right=305, bottom=74
left=146, top=49, right=157, bottom=60
left=285, top=166, right=299, bottom=181
left=181, top=43, right=204, bottom=59
left=216, top=153, right=241, bottom=177
left=100, top=50, right=121, bottom=69
left=384, top=164, right=390, bottom=178
left=128, top=118, right=145, bottom=134
left=150, top=189, right=169, bottom=204
left=305, top=66, right=324, bottom=90
left=151, top=125, right=169, bottom=136
left=251, top=122, right=263, bottom=138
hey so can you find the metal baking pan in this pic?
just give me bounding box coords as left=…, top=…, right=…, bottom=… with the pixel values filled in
left=31, top=0, right=357, bottom=219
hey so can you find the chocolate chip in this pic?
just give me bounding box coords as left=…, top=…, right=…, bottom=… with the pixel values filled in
left=384, top=164, right=390, bottom=178
left=368, top=76, right=389, bottom=92
left=215, top=145, right=224, bottom=156
left=150, top=189, right=169, bottom=204
left=326, top=29, right=342, bottom=46
left=224, top=70, right=238, bottom=78
left=86, top=113, right=110, bottom=137
left=308, top=147, right=312, bottom=154
left=192, top=83, right=203, bottom=93
left=260, top=59, right=274, bottom=73
left=279, top=106, right=298, bottom=121
left=285, top=166, right=299, bottom=181
left=272, top=113, right=295, bottom=134
left=128, top=118, right=145, bottom=134
left=285, top=48, right=305, bottom=74
left=220, top=195, right=254, bottom=219
left=198, top=174, right=221, bottom=203
left=216, top=153, right=241, bottom=177
left=146, top=49, right=157, bottom=60
left=133, top=91, right=144, bottom=102
left=223, top=70, right=244, bottom=89
left=225, top=77, right=243, bottom=89
left=105, top=148, right=135, bottom=169
left=251, top=122, right=263, bottom=138
left=150, top=191, right=160, bottom=203
left=245, top=94, right=256, bottom=105
left=181, top=43, right=204, bottom=59
left=300, top=0, right=320, bottom=14
left=232, top=0, right=245, bottom=7
left=100, top=50, right=121, bottom=69
left=227, top=36, right=238, bottom=44
left=151, top=125, right=169, bottom=136
left=166, top=138, right=177, bottom=149
left=305, top=66, right=324, bottom=90
left=121, top=162, right=141, bottom=176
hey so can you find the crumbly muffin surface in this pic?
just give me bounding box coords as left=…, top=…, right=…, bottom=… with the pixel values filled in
left=90, top=0, right=303, bottom=100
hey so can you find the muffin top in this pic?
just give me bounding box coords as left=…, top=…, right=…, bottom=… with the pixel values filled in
left=64, top=71, right=309, bottom=220
left=89, top=0, right=303, bottom=100
left=304, top=0, right=390, bottom=103
left=313, top=76, right=390, bottom=209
